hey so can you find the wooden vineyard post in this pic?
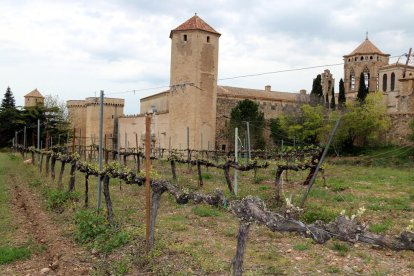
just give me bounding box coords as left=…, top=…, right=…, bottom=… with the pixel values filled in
left=145, top=113, right=152, bottom=251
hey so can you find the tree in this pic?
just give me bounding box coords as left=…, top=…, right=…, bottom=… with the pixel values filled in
left=279, top=104, right=325, bottom=145
left=310, top=74, right=323, bottom=106
left=229, top=99, right=266, bottom=149
left=1, top=86, right=16, bottom=109
left=269, top=118, right=287, bottom=145
left=357, top=72, right=368, bottom=103
left=0, top=87, right=22, bottom=147
left=333, top=93, right=390, bottom=151
left=330, top=86, right=336, bottom=110
left=338, top=78, right=346, bottom=109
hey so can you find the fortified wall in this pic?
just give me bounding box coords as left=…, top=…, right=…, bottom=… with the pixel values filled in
left=67, top=97, right=124, bottom=147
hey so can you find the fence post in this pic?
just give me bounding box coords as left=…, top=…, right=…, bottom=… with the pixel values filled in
left=234, top=127, right=238, bottom=196
left=97, top=90, right=104, bottom=210
left=145, top=113, right=152, bottom=251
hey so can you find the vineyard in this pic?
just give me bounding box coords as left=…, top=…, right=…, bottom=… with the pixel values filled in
left=2, top=144, right=414, bottom=275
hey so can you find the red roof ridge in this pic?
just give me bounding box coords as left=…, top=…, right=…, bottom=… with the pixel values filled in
left=344, top=38, right=389, bottom=57
left=170, top=14, right=220, bottom=38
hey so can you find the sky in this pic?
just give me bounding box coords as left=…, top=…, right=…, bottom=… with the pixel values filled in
left=1, top=0, right=413, bottom=114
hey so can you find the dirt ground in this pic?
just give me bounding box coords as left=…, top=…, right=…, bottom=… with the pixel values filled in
left=3, top=176, right=93, bottom=276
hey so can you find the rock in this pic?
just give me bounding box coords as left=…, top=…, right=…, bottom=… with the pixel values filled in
left=49, top=260, right=59, bottom=270
left=40, top=267, right=51, bottom=275
left=287, top=249, right=292, bottom=253
left=343, top=265, right=353, bottom=273
left=294, top=256, right=302, bottom=261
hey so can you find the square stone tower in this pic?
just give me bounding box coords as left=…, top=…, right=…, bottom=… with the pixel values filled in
left=343, top=36, right=390, bottom=98
left=168, top=14, right=220, bottom=150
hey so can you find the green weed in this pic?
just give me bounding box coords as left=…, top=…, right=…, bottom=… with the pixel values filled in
left=301, top=206, right=337, bottom=223
left=0, top=246, right=31, bottom=264
left=293, top=243, right=309, bottom=251
left=192, top=206, right=222, bottom=217
left=44, top=188, right=80, bottom=212
left=330, top=242, right=349, bottom=256
left=369, top=220, right=392, bottom=234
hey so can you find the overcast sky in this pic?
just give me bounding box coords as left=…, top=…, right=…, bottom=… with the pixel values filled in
left=1, top=0, right=413, bottom=114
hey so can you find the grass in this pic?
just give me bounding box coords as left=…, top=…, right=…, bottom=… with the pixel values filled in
left=192, top=205, right=223, bottom=217
left=369, top=220, right=392, bottom=234
left=330, top=242, right=349, bottom=256
left=0, top=246, right=31, bottom=264
left=1, top=147, right=414, bottom=274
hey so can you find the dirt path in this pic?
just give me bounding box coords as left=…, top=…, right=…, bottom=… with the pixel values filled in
left=4, top=179, right=94, bottom=275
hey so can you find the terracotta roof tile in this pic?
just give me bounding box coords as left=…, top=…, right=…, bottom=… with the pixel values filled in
left=24, top=88, right=44, bottom=98
left=170, top=15, right=220, bottom=38
left=344, top=38, right=389, bottom=57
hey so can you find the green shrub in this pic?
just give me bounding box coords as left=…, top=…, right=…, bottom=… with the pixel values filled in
left=0, top=246, right=31, bottom=264
left=74, top=209, right=130, bottom=253
left=74, top=209, right=109, bottom=244
left=45, top=189, right=80, bottom=212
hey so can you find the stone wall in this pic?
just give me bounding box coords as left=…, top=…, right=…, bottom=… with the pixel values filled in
left=118, top=111, right=170, bottom=149
left=386, top=113, right=414, bottom=146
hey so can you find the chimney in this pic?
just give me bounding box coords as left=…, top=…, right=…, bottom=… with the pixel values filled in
left=265, top=85, right=271, bottom=92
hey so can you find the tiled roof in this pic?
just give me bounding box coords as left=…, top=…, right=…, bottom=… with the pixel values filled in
left=24, top=88, right=44, bottom=98
left=344, top=38, right=389, bottom=57
left=217, top=86, right=307, bottom=103
left=170, top=14, right=220, bottom=38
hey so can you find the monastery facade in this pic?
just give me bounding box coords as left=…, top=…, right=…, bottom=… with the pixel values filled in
left=67, top=15, right=414, bottom=149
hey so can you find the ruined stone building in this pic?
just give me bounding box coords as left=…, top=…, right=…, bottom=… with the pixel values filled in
left=67, top=16, right=414, bottom=149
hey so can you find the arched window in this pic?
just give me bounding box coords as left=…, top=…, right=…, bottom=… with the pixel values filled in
left=390, top=72, right=395, bottom=91
left=382, top=74, right=388, bottom=92
left=350, top=69, right=355, bottom=91
left=363, top=67, right=370, bottom=89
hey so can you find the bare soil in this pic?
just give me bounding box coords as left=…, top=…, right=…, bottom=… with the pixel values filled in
left=3, top=178, right=93, bottom=275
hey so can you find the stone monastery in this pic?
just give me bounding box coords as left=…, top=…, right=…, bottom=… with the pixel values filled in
left=63, top=15, right=414, bottom=150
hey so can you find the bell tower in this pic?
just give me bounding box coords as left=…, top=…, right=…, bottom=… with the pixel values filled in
left=168, top=14, right=220, bottom=150
left=343, top=35, right=390, bottom=98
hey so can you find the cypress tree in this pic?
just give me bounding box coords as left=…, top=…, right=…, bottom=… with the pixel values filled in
left=310, top=74, right=323, bottom=106
left=357, top=72, right=368, bottom=103
left=330, top=86, right=336, bottom=110
left=338, top=78, right=346, bottom=109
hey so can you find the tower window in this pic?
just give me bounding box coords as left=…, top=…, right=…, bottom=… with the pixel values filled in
left=390, top=72, right=395, bottom=91
left=207, top=36, right=210, bottom=43
left=183, top=34, right=187, bottom=42
left=360, top=56, right=363, bottom=61
left=382, top=74, right=388, bottom=92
